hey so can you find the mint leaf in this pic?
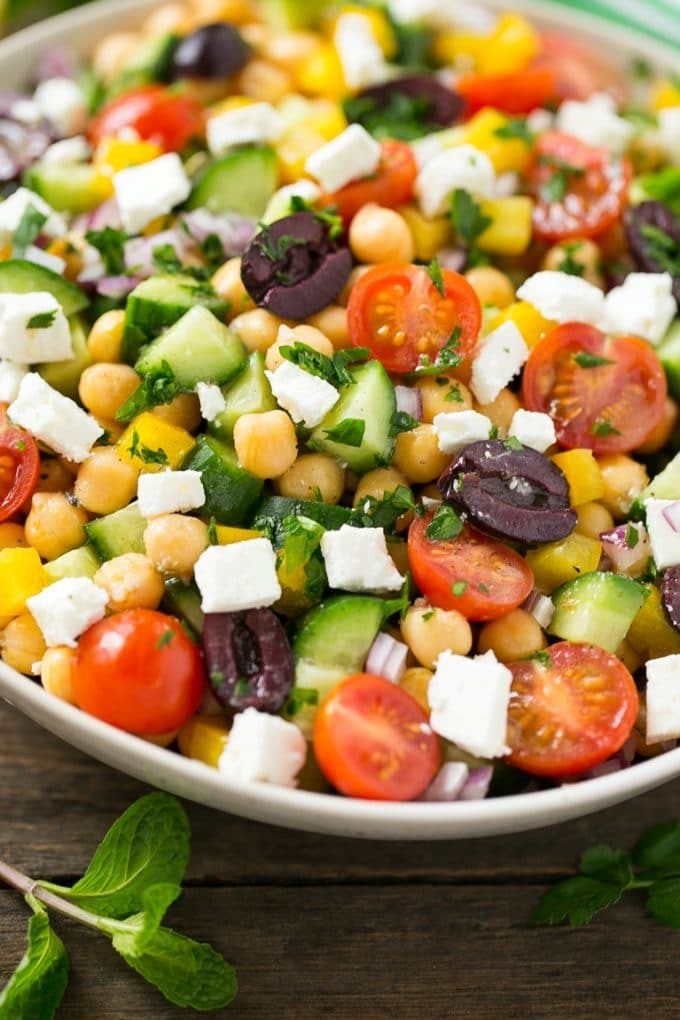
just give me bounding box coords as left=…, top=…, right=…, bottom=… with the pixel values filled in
left=0, top=909, right=69, bottom=1019
left=578, top=844, right=633, bottom=886
left=646, top=878, right=680, bottom=928
left=531, top=876, right=624, bottom=927
left=633, top=820, right=680, bottom=873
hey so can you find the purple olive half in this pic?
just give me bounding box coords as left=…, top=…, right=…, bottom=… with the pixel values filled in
left=202, top=608, right=294, bottom=714
left=438, top=439, right=577, bottom=546
left=354, top=75, right=463, bottom=130
left=661, top=566, right=680, bottom=633
left=240, top=211, right=352, bottom=319
left=170, top=23, right=250, bottom=81
left=625, top=200, right=680, bottom=304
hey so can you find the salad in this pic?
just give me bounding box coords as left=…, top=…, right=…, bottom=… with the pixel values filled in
left=0, top=0, right=679, bottom=805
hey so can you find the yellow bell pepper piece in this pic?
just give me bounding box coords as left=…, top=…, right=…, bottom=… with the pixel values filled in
left=651, top=80, right=680, bottom=111
left=116, top=413, right=196, bottom=475
left=627, top=584, right=680, bottom=660
left=295, top=41, right=346, bottom=99
left=207, top=94, right=255, bottom=117
left=178, top=715, right=230, bottom=768
left=476, top=197, right=534, bottom=255
left=490, top=301, right=555, bottom=349
left=433, top=31, right=486, bottom=71
left=526, top=533, right=602, bottom=594
left=94, top=137, right=163, bottom=176
left=277, top=124, right=330, bottom=183
left=551, top=450, right=604, bottom=507
left=479, top=13, right=540, bottom=75
left=398, top=205, right=451, bottom=261
left=462, top=108, right=532, bottom=174
left=215, top=526, right=263, bottom=545
left=0, top=548, right=49, bottom=617
left=0, top=523, right=26, bottom=551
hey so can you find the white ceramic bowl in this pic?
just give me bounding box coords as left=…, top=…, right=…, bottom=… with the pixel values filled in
left=2, top=0, right=680, bottom=839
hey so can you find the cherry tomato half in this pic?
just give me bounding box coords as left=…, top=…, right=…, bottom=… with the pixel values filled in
left=321, top=139, right=417, bottom=224
left=0, top=403, right=40, bottom=522
left=313, top=673, right=440, bottom=800
left=90, top=85, right=205, bottom=152
left=408, top=512, right=534, bottom=622
left=457, top=67, right=557, bottom=116
left=522, top=323, right=667, bottom=454
left=73, top=609, right=206, bottom=734
left=506, top=641, right=639, bottom=777
left=528, top=130, right=632, bottom=243
left=347, top=263, right=481, bottom=375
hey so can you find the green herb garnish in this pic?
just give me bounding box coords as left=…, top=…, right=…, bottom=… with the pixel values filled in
left=289, top=195, right=343, bottom=239
left=86, top=226, right=128, bottom=276
left=493, top=117, right=534, bottom=144
left=591, top=418, right=621, bottom=438
left=354, top=485, right=416, bottom=533
left=626, top=523, right=640, bottom=549
left=323, top=418, right=366, bottom=447
left=116, top=361, right=182, bottom=422
left=557, top=241, right=587, bottom=277
left=450, top=188, right=492, bottom=246
left=127, top=430, right=169, bottom=466
left=538, top=156, right=586, bottom=203
left=410, top=326, right=463, bottom=377
left=207, top=517, right=219, bottom=545
left=427, top=257, right=445, bottom=296
left=426, top=504, right=463, bottom=541
left=640, top=223, right=680, bottom=275
left=451, top=580, right=468, bottom=596
left=152, top=244, right=185, bottom=275
left=503, top=436, right=523, bottom=451
left=573, top=351, right=615, bottom=369
left=27, top=309, right=58, bottom=330
left=530, top=650, right=552, bottom=667
left=284, top=687, right=319, bottom=716
left=12, top=203, right=48, bottom=259
left=279, top=341, right=371, bottom=388
left=155, top=629, right=175, bottom=650
left=390, top=410, right=419, bottom=438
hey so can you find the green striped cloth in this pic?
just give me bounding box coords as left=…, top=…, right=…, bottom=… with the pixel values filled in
left=543, top=0, right=680, bottom=50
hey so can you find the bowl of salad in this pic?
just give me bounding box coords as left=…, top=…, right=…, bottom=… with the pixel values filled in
left=0, top=0, right=679, bottom=839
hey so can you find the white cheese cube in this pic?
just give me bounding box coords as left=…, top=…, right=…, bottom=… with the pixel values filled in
left=556, top=93, right=635, bottom=155
left=516, top=270, right=605, bottom=327
left=0, top=293, right=72, bottom=363
left=218, top=707, right=307, bottom=787
left=470, top=321, right=528, bottom=406
left=306, top=124, right=381, bottom=194
left=206, top=101, right=284, bottom=157
left=137, top=470, right=205, bottom=518
left=644, top=499, right=680, bottom=570
left=0, top=187, right=66, bottom=241
left=0, top=360, right=28, bottom=402
left=114, top=153, right=191, bottom=234
left=8, top=373, right=103, bottom=462
left=321, top=524, right=404, bottom=593
left=27, top=577, right=108, bottom=648
left=415, top=145, right=496, bottom=218
left=658, top=106, right=680, bottom=165
left=508, top=409, right=556, bottom=453
left=604, top=272, right=677, bottom=346
left=195, top=381, right=227, bottom=423
left=24, top=246, right=66, bottom=275
left=428, top=649, right=512, bottom=758
left=433, top=409, right=493, bottom=455
left=388, top=0, right=494, bottom=30
left=33, top=77, right=87, bottom=138
left=646, top=655, right=680, bottom=744
left=334, top=13, right=391, bottom=91
left=194, top=539, right=282, bottom=613
left=42, top=135, right=91, bottom=165
left=265, top=360, right=339, bottom=428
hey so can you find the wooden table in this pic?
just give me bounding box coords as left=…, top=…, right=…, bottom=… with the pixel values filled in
left=2, top=699, right=680, bottom=1019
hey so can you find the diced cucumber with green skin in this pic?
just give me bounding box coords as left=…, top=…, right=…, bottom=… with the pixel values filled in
left=182, top=435, right=263, bottom=525
left=260, top=0, right=321, bottom=29
left=135, top=306, right=246, bottom=388
left=24, top=163, right=109, bottom=214
left=117, top=31, right=178, bottom=84
left=0, top=260, right=88, bottom=316
left=44, top=544, right=101, bottom=581
left=122, top=274, right=229, bottom=363
left=209, top=352, right=275, bottom=439
left=657, top=320, right=680, bottom=399
left=632, top=450, right=680, bottom=519
left=187, top=146, right=278, bottom=218
left=549, top=572, right=649, bottom=653
left=251, top=495, right=355, bottom=534
left=308, top=360, right=396, bottom=474
left=85, top=502, right=147, bottom=561
left=39, top=316, right=92, bottom=400
left=163, top=579, right=204, bottom=637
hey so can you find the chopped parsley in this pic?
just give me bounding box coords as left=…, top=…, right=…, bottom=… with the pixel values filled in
left=450, top=188, right=492, bottom=246
left=116, top=361, right=182, bottom=422
left=234, top=679, right=251, bottom=698
left=640, top=223, right=680, bottom=276
left=152, top=244, right=185, bottom=275
left=630, top=56, right=653, bottom=80
left=279, top=341, right=371, bottom=388
left=625, top=523, right=640, bottom=549
left=323, top=418, right=366, bottom=447
left=451, top=580, right=468, bottom=597
left=573, top=351, right=615, bottom=369
left=489, top=425, right=499, bottom=440
left=493, top=117, right=534, bottom=144
left=290, top=195, right=343, bottom=240
left=86, top=226, right=127, bottom=276
left=426, top=257, right=445, bottom=296
left=343, top=91, right=436, bottom=142
left=390, top=410, right=419, bottom=437
left=210, top=670, right=224, bottom=689
left=477, top=582, right=489, bottom=593
left=421, top=609, right=435, bottom=622
left=354, top=485, right=416, bottom=533
left=530, top=650, right=552, bottom=667
left=284, top=687, right=319, bottom=716
left=156, top=629, right=175, bottom=650
left=207, top=517, right=219, bottom=545
left=503, top=436, right=523, bottom=452
left=444, top=383, right=464, bottom=403
left=27, top=309, right=58, bottom=329
left=557, top=241, right=587, bottom=277
left=127, top=429, right=169, bottom=466
left=639, top=167, right=680, bottom=216
left=538, top=156, right=586, bottom=203
left=409, top=326, right=462, bottom=377
left=255, top=225, right=305, bottom=263
left=12, top=203, right=48, bottom=258
left=591, top=418, right=621, bottom=438
left=426, top=504, right=463, bottom=541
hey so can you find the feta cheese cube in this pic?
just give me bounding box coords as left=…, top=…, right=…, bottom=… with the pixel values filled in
left=516, top=270, right=605, bottom=327
left=42, top=135, right=91, bottom=165
left=27, top=577, right=108, bottom=648
left=206, top=101, right=284, bottom=157
left=137, top=470, right=205, bottom=518
left=265, top=360, right=339, bottom=428
left=433, top=409, right=493, bottom=455
left=0, top=360, right=28, bottom=403
left=646, top=654, right=680, bottom=743
left=195, top=381, right=227, bottom=422
left=415, top=145, right=496, bottom=218
left=658, top=106, right=680, bottom=165
left=306, top=124, right=381, bottom=194
left=194, top=539, right=282, bottom=613
left=334, top=13, right=390, bottom=91
left=508, top=409, right=556, bottom=453
left=603, top=272, right=676, bottom=345
left=321, top=525, right=404, bottom=593
left=114, top=153, right=191, bottom=234
left=644, top=499, right=680, bottom=570
left=0, top=187, right=66, bottom=241
left=556, top=93, right=635, bottom=155
left=218, top=707, right=307, bottom=787
left=8, top=373, right=103, bottom=462
left=470, top=321, right=528, bottom=406
left=428, top=649, right=512, bottom=758
left=33, top=77, right=87, bottom=138
left=24, top=246, right=66, bottom=275
left=0, top=293, right=72, bottom=363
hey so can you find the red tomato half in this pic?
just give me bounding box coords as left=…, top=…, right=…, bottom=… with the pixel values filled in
left=457, top=67, right=557, bottom=116
left=0, top=403, right=40, bottom=522
left=90, top=85, right=205, bottom=152
left=73, top=609, right=206, bottom=734
left=506, top=641, right=639, bottom=777
left=347, top=263, right=481, bottom=374
left=321, top=140, right=417, bottom=223
left=533, top=33, right=627, bottom=103
left=528, top=130, right=632, bottom=242
left=313, top=673, right=440, bottom=800
left=408, top=512, right=534, bottom=622
left=522, top=323, right=666, bottom=454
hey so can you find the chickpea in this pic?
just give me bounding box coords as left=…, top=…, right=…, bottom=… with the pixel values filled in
left=236, top=60, right=293, bottom=103
left=416, top=376, right=473, bottom=423
left=474, top=388, right=521, bottom=437
left=212, top=258, right=255, bottom=318
left=1, top=614, right=46, bottom=675
left=144, top=514, right=209, bottom=579
left=87, top=310, right=125, bottom=363
left=617, top=638, right=642, bottom=676
left=230, top=308, right=284, bottom=353
left=276, top=453, right=345, bottom=504
left=387, top=537, right=410, bottom=576
left=35, top=458, right=77, bottom=495
left=25, top=493, right=88, bottom=561
left=401, top=604, right=472, bottom=669
left=78, top=363, right=141, bottom=421
left=465, top=266, right=515, bottom=308
left=74, top=447, right=139, bottom=515
left=353, top=467, right=409, bottom=507
left=190, top=0, right=253, bottom=25
left=392, top=424, right=450, bottom=484
left=234, top=410, right=298, bottom=478
left=95, top=419, right=125, bottom=445
left=575, top=501, right=615, bottom=541
left=541, top=238, right=603, bottom=288
left=477, top=609, right=546, bottom=662
left=400, top=667, right=432, bottom=711
left=141, top=2, right=189, bottom=35
left=265, top=324, right=333, bottom=372
left=263, top=30, right=320, bottom=69
left=598, top=454, right=649, bottom=518
left=638, top=396, right=679, bottom=455
left=349, top=204, right=415, bottom=264
left=152, top=392, right=202, bottom=432
left=94, top=553, right=165, bottom=612
left=41, top=646, right=77, bottom=705
left=0, top=523, right=27, bottom=550
left=92, top=32, right=140, bottom=81
left=306, top=305, right=350, bottom=349
left=338, top=265, right=373, bottom=306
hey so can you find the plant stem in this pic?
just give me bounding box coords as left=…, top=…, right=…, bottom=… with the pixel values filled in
left=0, top=857, right=105, bottom=931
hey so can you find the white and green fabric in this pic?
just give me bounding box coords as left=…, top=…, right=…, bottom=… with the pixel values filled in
left=544, top=0, right=680, bottom=50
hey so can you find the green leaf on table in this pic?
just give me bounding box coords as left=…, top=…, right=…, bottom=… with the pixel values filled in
left=646, top=878, right=680, bottom=928
left=0, top=909, right=69, bottom=1020
left=632, top=820, right=680, bottom=873
left=578, top=844, right=634, bottom=886
left=530, top=876, right=624, bottom=927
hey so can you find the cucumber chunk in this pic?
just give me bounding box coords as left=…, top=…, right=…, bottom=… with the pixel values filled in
left=85, top=502, right=147, bottom=561
left=135, top=306, right=246, bottom=388
left=24, top=162, right=109, bottom=214
left=39, top=315, right=92, bottom=400
left=549, top=571, right=649, bottom=653
left=163, top=579, right=204, bottom=636
left=182, top=435, right=263, bottom=525
left=188, top=146, right=278, bottom=218
left=634, top=450, right=680, bottom=514
left=122, top=274, right=229, bottom=363
left=209, top=352, right=276, bottom=439
left=251, top=495, right=354, bottom=534
left=0, top=259, right=88, bottom=316
left=658, top=319, right=680, bottom=399
left=44, top=544, right=101, bottom=581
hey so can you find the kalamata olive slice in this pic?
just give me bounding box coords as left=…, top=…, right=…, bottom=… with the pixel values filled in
left=240, top=211, right=352, bottom=319
left=625, top=200, right=680, bottom=304
left=661, top=566, right=680, bottom=632
left=438, top=439, right=577, bottom=545
left=170, top=23, right=250, bottom=80
left=347, top=75, right=463, bottom=138
left=202, top=608, right=294, bottom=714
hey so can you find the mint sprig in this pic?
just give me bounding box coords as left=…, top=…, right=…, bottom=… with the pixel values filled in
left=0, top=793, right=237, bottom=1014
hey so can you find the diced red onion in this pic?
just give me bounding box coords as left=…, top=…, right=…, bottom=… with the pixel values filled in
left=32, top=47, right=80, bottom=84
left=421, top=496, right=442, bottom=509
left=419, top=762, right=470, bottom=802
left=85, top=198, right=122, bottom=232
left=365, top=631, right=409, bottom=685
left=395, top=385, right=422, bottom=422
left=437, top=247, right=466, bottom=272
left=523, top=588, right=554, bottom=629
left=663, top=502, right=680, bottom=532
left=96, top=274, right=143, bottom=299
left=600, top=523, right=650, bottom=573
left=459, top=765, right=493, bottom=800
left=180, top=209, right=257, bottom=257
